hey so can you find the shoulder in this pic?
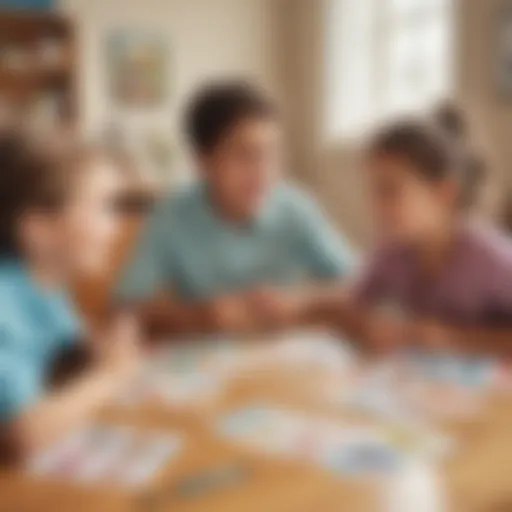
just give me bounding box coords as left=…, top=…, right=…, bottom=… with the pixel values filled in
left=273, top=182, right=326, bottom=220
left=464, top=222, right=512, bottom=273
left=0, top=261, right=30, bottom=333
left=154, top=182, right=203, bottom=215
left=275, top=182, right=320, bottom=208
left=464, top=224, right=512, bottom=289
left=145, top=182, right=204, bottom=231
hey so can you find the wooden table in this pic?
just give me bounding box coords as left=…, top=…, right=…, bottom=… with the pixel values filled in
left=1, top=343, right=512, bottom=512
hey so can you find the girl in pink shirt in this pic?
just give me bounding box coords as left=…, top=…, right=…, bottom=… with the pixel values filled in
left=352, top=104, right=512, bottom=356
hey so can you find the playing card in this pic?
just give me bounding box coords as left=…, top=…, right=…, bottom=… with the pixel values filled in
left=218, top=405, right=446, bottom=477
left=27, top=425, right=183, bottom=489
left=117, top=434, right=182, bottom=488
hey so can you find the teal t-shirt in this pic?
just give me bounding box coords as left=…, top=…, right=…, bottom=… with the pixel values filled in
left=117, top=182, right=355, bottom=302
left=0, top=260, right=82, bottom=422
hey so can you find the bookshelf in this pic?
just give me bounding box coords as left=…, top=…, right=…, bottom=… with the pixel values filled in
left=0, top=10, right=77, bottom=128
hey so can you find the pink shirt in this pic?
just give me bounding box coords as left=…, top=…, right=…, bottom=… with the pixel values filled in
left=356, top=223, right=512, bottom=325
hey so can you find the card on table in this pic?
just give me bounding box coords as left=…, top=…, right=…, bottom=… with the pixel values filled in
left=325, top=355, right=492, bottom=422
left=27, top=425, right=183, bottom=489
left=217, top=405, right=448, bottom=477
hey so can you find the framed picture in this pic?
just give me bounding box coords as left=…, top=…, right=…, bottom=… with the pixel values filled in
left=497, top=0, right=512, bottom=97
left=106, top=29, right=170, bottom=108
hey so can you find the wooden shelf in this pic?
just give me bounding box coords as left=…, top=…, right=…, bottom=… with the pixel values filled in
left=0, top=65, right=70, bottom=84
left=0, top=10, right=72, bottom=34
left=0, top=9, right=77, bottom=125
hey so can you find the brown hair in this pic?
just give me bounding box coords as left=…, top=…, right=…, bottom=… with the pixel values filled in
left=0, top=131, right=112, bottom=257
left=368, top=102, right=486, bottom=210
left=184, top=80, right=278, bottom=153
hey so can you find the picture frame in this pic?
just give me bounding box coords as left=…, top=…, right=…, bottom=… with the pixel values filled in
left=105, top=29, right=170, bottom=108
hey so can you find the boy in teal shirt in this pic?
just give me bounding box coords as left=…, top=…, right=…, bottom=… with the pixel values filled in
left=117, top=82, right=354, bottom=334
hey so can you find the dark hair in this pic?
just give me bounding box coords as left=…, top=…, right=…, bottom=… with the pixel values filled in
left=184, top=81, right=278, bottom=153
left=0, top=132, right=110, bottom=257
left=368, top=102, right=486, bottom=209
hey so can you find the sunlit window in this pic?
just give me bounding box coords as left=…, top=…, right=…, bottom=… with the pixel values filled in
left=326, top=0, right=454, bottom=140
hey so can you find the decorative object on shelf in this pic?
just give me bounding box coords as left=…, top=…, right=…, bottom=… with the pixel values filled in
left=106, top=29, right=170, bottom=108
left=0, top=11, right=77, bottom=129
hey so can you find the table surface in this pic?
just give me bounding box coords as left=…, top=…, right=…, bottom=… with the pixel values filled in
left=1, top=340, right=512, bottom=512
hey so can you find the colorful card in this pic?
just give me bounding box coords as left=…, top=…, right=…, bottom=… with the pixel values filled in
left=218, top=405, right=447, bottom=477
left=27, top=425, right=183, bottom=489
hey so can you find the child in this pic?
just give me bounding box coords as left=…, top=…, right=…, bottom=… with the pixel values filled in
left=0, top=132, right=141, bottom=464
left=117, top=81, right=353, bottom=335
left=352, top=104, right=512, bottom=356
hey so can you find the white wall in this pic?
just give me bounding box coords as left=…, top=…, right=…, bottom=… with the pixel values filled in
left=60, top=0, right=280, bottom=182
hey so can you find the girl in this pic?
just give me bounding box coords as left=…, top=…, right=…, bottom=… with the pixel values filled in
left=0, top=132, right=141, bottom=464
left=353, top=104, right=512, bottom=356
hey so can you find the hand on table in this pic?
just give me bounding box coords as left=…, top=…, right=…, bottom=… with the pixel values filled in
left=207, top=287, right=306, bottom=333
left=246, top=286, right=305, bottom=329
left=412, top=321, right=455, bottom=353
left=363, top=312, right=410, bottom=355
left=207, top=295, right=256, bottom=333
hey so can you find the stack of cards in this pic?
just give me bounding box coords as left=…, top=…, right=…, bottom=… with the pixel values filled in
left=27, top=425, right=183, bottom=489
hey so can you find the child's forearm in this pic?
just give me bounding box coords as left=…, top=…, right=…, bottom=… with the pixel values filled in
left=411, top=321, right=512, bottom=356
left=6, top=367, right=126, bottom=464
left=449, top=326, right=512, bottom=356
left=137, top=298, right=219, bottom=336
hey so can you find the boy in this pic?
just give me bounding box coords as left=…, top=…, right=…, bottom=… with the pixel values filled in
left=117, top=81, right=354, bottom=335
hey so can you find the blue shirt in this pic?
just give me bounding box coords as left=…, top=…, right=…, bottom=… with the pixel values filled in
left=0, top=261, right=81, bottom=421
left=117, top=182, right=355, bottom=301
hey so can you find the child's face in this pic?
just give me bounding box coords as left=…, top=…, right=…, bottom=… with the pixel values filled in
left=200, top=117, right=282, bottom=219
left=61, top=158, right=122, bottom=274
left=367, top=153, right=458, bottom=243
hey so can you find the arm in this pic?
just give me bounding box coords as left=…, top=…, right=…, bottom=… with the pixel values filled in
left=0, top=314, right=140, bottom=465
left=294, top=189, right=357, bottom=283
left=2, top=365, right=131, bottom=465
left=245, top=189, right=358, bottom=329
left=411, top=321, right=512, bottom=357
left=114, top=200, right=256, bottom=337
left=413, top=242, right=512, bottom=357
left=135, top=292, right=265, bottom=338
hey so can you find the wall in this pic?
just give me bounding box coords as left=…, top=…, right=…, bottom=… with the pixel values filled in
left=60, top=0, right=280, bottom=182
left=278, top=0, right=512, bottom=246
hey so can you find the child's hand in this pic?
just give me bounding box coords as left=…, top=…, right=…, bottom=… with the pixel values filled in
left=363, top=313, right=409, bottom=354
left=98, top=313, right=142, bottom=381
left=207, top=295, right=255, bottom=333
left=246, top=287, right=302, bottom=328
left=413, top=321, right=454, bottom=352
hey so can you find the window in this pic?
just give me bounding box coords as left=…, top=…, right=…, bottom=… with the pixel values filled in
left=326, top=0, right=454, bottom=140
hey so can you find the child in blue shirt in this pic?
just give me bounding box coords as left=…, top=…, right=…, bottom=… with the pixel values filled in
left=0, top=133, right=141, bottom=464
